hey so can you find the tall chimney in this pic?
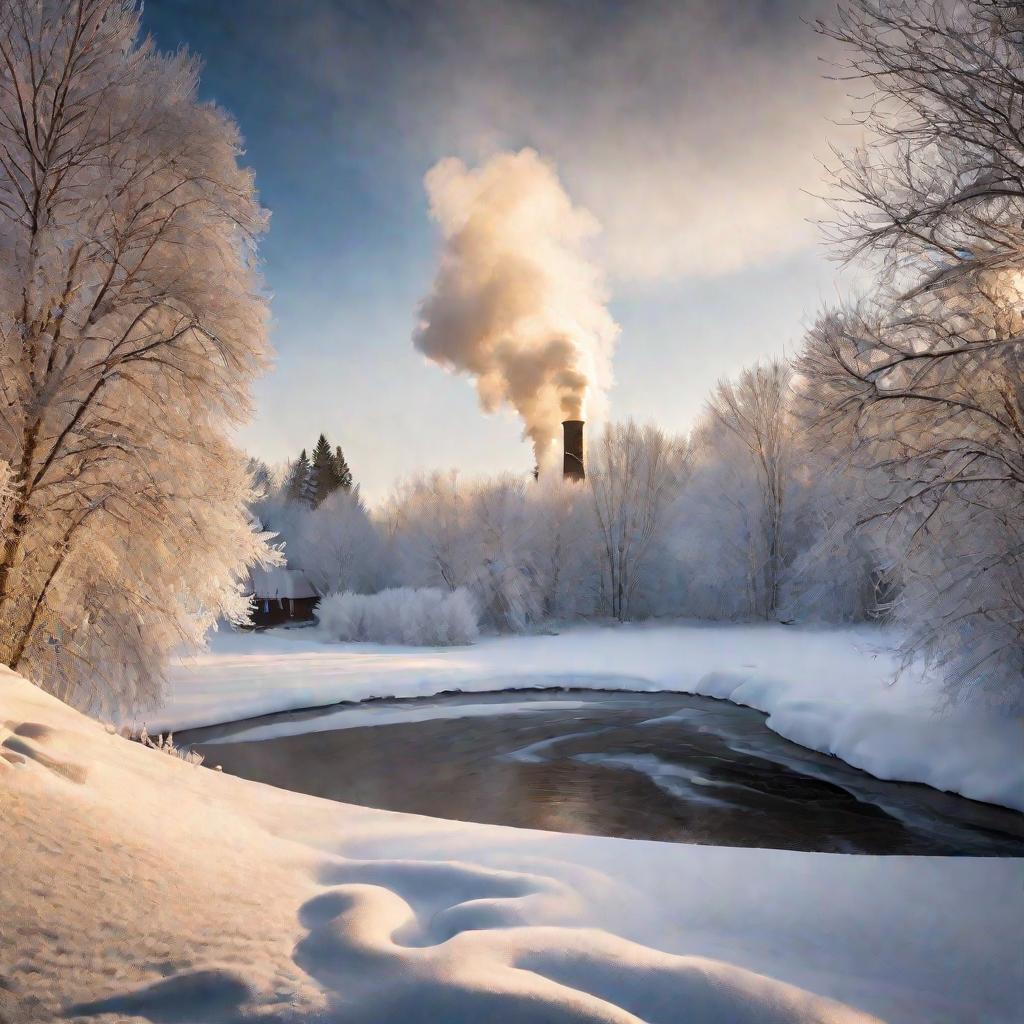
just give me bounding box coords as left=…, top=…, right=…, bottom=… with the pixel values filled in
left=562, top=419, right=585, bottom=482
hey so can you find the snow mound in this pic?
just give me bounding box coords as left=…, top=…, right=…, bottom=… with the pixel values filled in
left=292, top=870, right=872, bottom=1024
left=317, top=586, right=479, bottom=646
left=6, top=665, right=1022, bottom=1022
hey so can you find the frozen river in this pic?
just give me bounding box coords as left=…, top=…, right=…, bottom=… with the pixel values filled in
left=180, top=689, right=1024, bottom=855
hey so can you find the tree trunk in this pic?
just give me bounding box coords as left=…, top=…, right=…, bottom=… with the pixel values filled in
left=0, top=419, right=41, bottom=662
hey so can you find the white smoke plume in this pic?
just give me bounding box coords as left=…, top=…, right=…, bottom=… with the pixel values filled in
left=414, top=149, right=618, bottom=462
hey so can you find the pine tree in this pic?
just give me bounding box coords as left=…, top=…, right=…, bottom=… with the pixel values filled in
left=311, top=434, right=339, bottom=507
left=334, top=445, right=354, bottom=492
left=286, top=449, right=313, bottom=505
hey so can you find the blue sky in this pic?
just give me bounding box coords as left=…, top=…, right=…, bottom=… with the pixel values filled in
left=143, top=0, right=856, bottom=502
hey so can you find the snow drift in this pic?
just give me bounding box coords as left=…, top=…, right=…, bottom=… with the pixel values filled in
left=2, top=666, right=1022, bottom=1022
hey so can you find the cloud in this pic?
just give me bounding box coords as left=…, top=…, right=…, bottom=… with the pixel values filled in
left=292, top=0, right=849, bottom=284
left=175, top=0, right=851, bottom=286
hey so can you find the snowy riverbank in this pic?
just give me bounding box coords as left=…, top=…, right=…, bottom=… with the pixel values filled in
left=156, top=623, right=1024, bottom=813
left=3, top=666, right=1022, bottom=1023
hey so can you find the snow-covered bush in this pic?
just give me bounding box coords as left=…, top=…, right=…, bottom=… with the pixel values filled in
left=134, top=726, right=204, bottom=766
left=317, top=587, right=479, bottom=646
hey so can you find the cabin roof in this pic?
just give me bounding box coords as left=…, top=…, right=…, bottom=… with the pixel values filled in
left=249, top=566, right=319, bottom=600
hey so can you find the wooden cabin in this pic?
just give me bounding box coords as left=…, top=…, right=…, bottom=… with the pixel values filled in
left=247, top=566, right=320, bottom=629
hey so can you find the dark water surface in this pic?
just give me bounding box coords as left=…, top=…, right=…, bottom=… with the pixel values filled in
left=180, top=690, right=1024, bottom=855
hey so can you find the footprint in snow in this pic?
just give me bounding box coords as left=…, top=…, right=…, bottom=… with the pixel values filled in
left=0, top=720, right=87, bottom=783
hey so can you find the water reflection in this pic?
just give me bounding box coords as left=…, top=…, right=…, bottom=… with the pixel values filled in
left=180, top=690, right=1024, bottom=856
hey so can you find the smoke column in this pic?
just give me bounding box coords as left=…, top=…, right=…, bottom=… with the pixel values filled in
left=413, top=148, right=618, bottom=463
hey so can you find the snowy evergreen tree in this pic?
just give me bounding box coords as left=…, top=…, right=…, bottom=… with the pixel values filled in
left=334, top=445, right=354, bottom=492
left=296, top=434, right=353, bottom=506
left=310, top=434, right=339, bottom=507
left=286, top=450, right=313, bottom=506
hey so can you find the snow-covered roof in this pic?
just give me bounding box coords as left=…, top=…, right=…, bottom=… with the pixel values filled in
left=249, top=566, right=319, bottom=600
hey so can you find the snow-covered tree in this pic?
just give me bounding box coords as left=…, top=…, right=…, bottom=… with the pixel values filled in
left=690, top=360, right=793, bottom=619
left=588, top=421, right=687, bottom=621
left=385, top=471, right=541, bottom=630
left=0, top=0, right=275, bottom=713
left=466, top=474, right=539, bottom=631
left=779, top=383, right=894, bottom=623
left=282, top=436, right=352, bottom=509
left=526, top=471, right=596, bottom=620
left=281, top=486, right=384, bottom=596
left=674, top=420, right=780, bottom=620
left=386, top=471, right=476, bottom=595
left=803, top=0, right=1024, bottom=706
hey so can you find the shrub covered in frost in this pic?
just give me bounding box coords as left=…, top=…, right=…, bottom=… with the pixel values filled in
left=133, top=726, right=205, bottom=766
left=317, top=587, right=479, bottom=646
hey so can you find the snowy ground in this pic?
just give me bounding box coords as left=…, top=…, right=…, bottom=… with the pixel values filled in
left=155, top=623, right=1024, bottom=813
left=3, top=666, right=1022, bottom=1023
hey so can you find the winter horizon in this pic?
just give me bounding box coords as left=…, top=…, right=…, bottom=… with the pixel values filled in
left=3, top=3, right=1022, bottom=1022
